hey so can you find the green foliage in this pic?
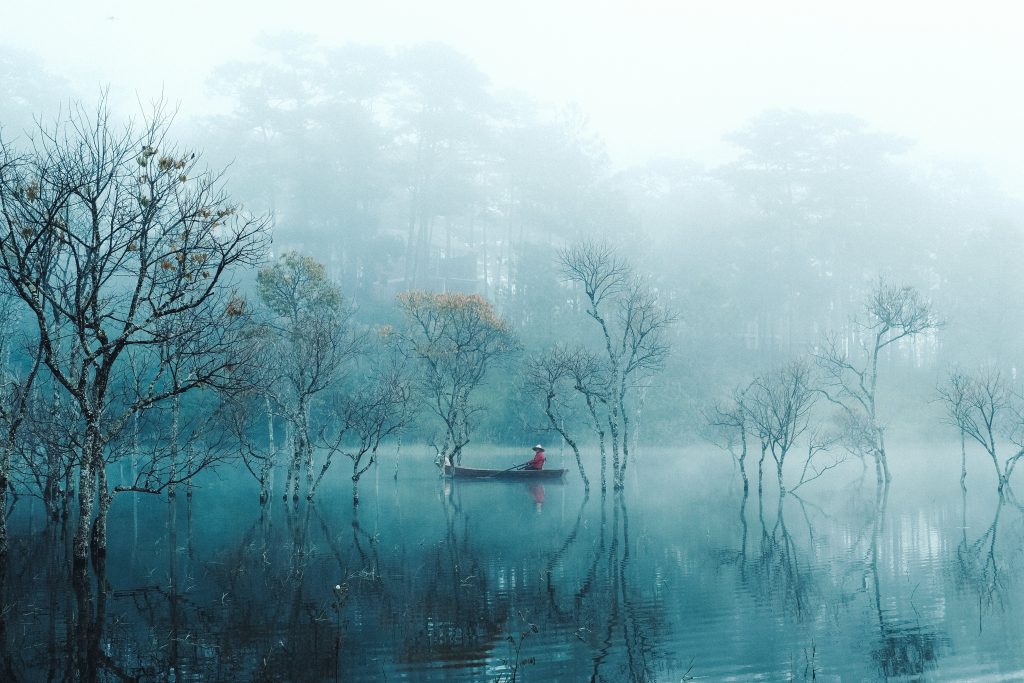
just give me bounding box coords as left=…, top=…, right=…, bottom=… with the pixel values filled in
left=257, top=251, right=344, bottom=321
left=396, top=290, right=515, bottom=463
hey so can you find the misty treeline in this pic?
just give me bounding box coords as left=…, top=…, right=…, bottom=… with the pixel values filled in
left=0, top=95, right=672, bottom=566
left=190, top=37, right=1024, bottom=501
left=1, top=38, right=1024, bottom=566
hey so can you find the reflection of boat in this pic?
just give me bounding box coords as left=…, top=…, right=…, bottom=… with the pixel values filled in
left=442, top=465, right=567, bottom=480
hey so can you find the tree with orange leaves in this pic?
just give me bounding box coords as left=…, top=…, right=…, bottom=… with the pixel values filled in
left=396, top=291, right=515, bottom=466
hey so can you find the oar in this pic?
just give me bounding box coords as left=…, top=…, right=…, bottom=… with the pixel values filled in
left=493, top=461, right=531, bottom=475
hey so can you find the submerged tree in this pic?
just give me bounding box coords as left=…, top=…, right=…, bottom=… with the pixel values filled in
left=704, top=386, right=751, bottom=492
left=397, top=291, right=515, bottom=466
left=316, top=348, right=415, bottom=505
left=815, top=277, right=939, bottom=485
left=0, top=97, right=269, bottom=563
left=11, top=377, right=79, bottom=520
left=523, top=346, right=591, bottom=492
left=937, top=368, right=1024, bottom=496
left=744, top=361, right=817, bottom=494
left=0, top=292, right=42, bottom=554
left=560, top=241, right=675, bottom=490
left=256, top=251, right=364, bottom=501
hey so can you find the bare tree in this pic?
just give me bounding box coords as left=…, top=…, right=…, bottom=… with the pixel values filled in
left=560, top=241, right=675, bottom=490
left=565, top=348, right=610, bottom=491
left=938, top=368, right=1023, bottom=496
left=744, top=361, right=817, bottom=494
left=815, top=277, right=940, bottom=485
left=315, top=350, right=415, bottom=505
left=221, top=391, right=279, bottom=504
left=0, top=97, right=269, bottom=564
left=256, top=252, right=364, bottom=501
left=396, top=291, right=515, bottom=466
left=790, top=427, right=844, bottom=493
left=704, top=386, right=751, bottom=493
left=111, top=391, right=239, bottom=497
left=0, top=293, right=43, bottom=554
left=11, top=380, right=79, bottom=520
left=937, top=369, right=973, bottom=489
left=523, top=346, right=591, bottom=492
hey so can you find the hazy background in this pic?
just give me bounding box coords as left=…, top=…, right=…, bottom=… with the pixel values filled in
left=3, top=0, right=1021, bottom=439
left=5, top=0, right=1022, bottom=195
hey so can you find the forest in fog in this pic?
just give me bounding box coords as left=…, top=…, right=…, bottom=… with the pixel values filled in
left=2, top=38, right=1024, bottom=566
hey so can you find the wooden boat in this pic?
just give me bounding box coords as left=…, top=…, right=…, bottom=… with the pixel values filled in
left=442, top=465, right=567, bottom=480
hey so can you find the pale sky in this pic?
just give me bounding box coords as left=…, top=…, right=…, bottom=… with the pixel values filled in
left=5, top=0, right=1022, bottom=194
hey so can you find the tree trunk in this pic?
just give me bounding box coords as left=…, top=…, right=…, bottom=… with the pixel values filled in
left=92, top=456, right=112, bottom=557
left=876, top=428, right=891, bottom=484
left=776, top=453, right=786, bottom=495
left=739, top=430, right=749, bottom=495
left=303, top=403, right=314, bottom=497
left=757, top=443, right=767, bottom=496
left=73, top=428, right=98, bottom=565
left=546, top=401, right=588, bottom=493
left=393, top=436, right=403, bottom=481
left=0, top=441, right=10, bottom=556
left=959, top=429, right=967, bottom=491
left=608, top=412, right=622, bottom=491
left=168, top=393, right=180, bottom=499
left=264, top=396, right=276, bottom=503
left=618, top=394, right=631, bottom=489
left=584, top=396, right=607, bottom=492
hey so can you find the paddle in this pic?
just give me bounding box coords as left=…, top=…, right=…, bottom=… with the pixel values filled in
left=496, top=461, right=531, bottom=475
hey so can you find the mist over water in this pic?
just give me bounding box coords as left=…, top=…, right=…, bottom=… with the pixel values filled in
left=3, top=4, right=1024, bottom=680
left=4, top=442, right=1023, bottom=681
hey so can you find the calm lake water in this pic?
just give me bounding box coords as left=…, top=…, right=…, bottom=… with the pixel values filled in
left=4, top=441, right=1024, bottom=681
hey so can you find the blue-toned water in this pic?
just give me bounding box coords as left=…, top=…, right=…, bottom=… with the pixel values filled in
left=4, top=442, right=1024, bottom=681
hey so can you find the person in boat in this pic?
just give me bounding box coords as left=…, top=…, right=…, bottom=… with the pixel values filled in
left=523, top=444, right=546, bottom=470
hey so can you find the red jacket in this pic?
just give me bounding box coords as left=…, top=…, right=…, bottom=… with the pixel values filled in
left=526, top=449, right=545, bottom=470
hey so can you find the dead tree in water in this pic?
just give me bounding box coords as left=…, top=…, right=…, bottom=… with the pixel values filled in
left=396, top=291, right=515, bottom=467
left=704, top=386, right=751, bottom=492
left=523, top=347, right=592, bottom=493
left=256, top=252, right=363, bottom=501
left=744, top=361, right=817, bottom=494
left=0, top=97, right=269, bottom=564
left=815, top=277, right=939, bottom=486
left=560, top=241, right=675, bottom=491
left=0, top=294, right=43, bottom=554
left=938, top=368, right=1024, bottom=496
left=314, top=352, right=414, bottom=505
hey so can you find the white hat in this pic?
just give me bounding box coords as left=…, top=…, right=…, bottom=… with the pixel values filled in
left=533, top=444, right=544, bottom=451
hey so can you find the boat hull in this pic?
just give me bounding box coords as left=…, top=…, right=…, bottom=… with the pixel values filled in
left=443, top=465, right=567, bottom=480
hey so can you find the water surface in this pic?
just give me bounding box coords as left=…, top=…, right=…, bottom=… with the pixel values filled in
left=4, top=443, right=1024, bottom=681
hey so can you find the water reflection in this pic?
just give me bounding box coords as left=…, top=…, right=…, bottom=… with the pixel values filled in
left=2, top=449, right=1024, bottom=679
left=955, top=484, right=1018, bottom=617
left=863, top=487, right=946, bottom=679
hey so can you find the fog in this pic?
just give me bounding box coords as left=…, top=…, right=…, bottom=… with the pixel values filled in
left=3, top=1, right=1024, bottom=435
left=4, top=5, right=1024, bottom=678
left=5, top=1, right=1023, bottom=191
left=2, top=0, right=1024, bottom=436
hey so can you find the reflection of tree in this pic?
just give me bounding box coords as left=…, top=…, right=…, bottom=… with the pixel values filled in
left=864, top=488, right=946, bottom=679
left=0, top=553, right=14, bottom=679
left=748, top=493, right=819, bottom=618
left=872, top=620, right=942, bottom=679
left=544, top=493, right=590, bottom=620
left=954, top=485, right=1017, bottom=616
left=200, top=502, right=343, bottom=680
left=569, top=493, right=662, bottom=682
left=399, top=480, right=507, bottom=667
